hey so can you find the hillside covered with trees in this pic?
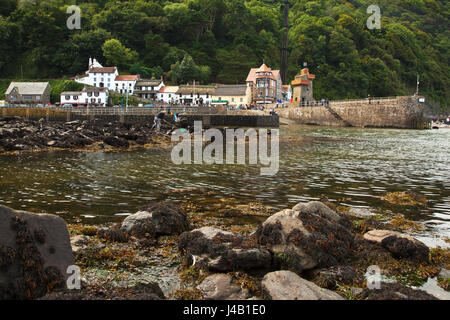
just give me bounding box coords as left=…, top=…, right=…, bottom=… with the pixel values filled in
left=0, top=0, right=448, bottom=110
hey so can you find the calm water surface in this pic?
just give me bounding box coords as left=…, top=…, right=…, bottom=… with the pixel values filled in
left=1, top=125, right=449, bottom=247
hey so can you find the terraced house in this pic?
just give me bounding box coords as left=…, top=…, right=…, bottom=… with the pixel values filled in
left=212, top=84, right=250, bottom=106
left=5, top=82, right=50, bottom=105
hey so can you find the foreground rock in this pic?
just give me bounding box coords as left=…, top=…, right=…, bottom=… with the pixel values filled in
left=262, top=270, right=344, bottom=300
left=360, top=282, right=437, bottom=300
left=178, top=227, right=271, bottom=272
left=121, top=203, right=189, bottom=238
left=364, top=230, right=429, bottom=262
left=313, top=266, right=362, bottom=290
left=0, top=205, right=74, bottom=299
left=39, top=282, right=165, bottom=300
left=256, top=201, right=354, bottom=272
left=197, top=274, right=250, bottom=300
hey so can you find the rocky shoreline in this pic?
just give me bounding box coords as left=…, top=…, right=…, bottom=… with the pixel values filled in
left=1, top=195, right=449, bottom=300
left=0, top=116, right=176, bottom=154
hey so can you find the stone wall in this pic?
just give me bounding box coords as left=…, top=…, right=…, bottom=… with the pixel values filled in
left=268, top=96, right=429, bottom=129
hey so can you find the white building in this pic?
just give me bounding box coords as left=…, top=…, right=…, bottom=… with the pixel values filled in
left=135, top=79, right=165, bottom=100
left=75, top=58, right=118, bottom=90
left=60, top=87, right=109, bottom=107
left=114, top=75, right=140, bottom=95
left=157, top=86, right=179, bottom=104
left=176, top=84, right=216, bottom=106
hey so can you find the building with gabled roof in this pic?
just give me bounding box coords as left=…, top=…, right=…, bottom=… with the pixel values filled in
left=5, top=82, right=50, bottom=105
left=135, top=78, right=165, bottom=100
left=157, top=86, right=179, bottom=104
left=246, top=63, right=283, bottom=104
left=61, top=86, right=109, bottom=107
left=212, top=84, right=250, bottom=106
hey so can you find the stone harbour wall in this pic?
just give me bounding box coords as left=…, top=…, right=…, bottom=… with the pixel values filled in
left=270, top=96, right=429, bottom=129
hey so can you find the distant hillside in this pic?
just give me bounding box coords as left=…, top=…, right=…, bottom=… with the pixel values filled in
left=0, top=0, right=448, bottom=110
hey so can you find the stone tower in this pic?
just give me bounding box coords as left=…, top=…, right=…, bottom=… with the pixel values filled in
left=291, top=68, right=315, bottom=105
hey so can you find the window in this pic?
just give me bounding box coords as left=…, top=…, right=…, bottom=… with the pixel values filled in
left=23, top=95, right=33, bottom=100
left=232, top=98, right=235, bottom=102
left=65, top=96, right=70, bottom=100
left=87, top=92, right=92, bottom=97
left=94, top=78, right=97, bottom=82
left=93, top=83, right=96, bottom=87
left=98, top=98, right=101, bottom=103
left=85, top=98, right=88, bottom=103
left=73, top=96, right=78, bottom=100
left=240, top=98, right=243, bottom=102
left=35, top=95, right=41, bottom=100
left=94, top=92, right=99, bottom=97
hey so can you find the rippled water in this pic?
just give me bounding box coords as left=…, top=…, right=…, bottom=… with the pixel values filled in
left=1, top=125, right=449, bottom=247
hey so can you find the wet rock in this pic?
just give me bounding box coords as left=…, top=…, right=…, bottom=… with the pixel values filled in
left=314, top=266, right=361, bottom=290
left=364, top=230, right=429, bottom=262
left=70, top=235, right=90, bottom=254
left=103, top=136, right=130, bottom=148
left=197, top=274, right=250, bottom=300
left=256, top=201, right=354, bottom=273
left=121, top=202, right=189, bottom=238
left=98, top=225, right=130, bottom=243
left=262, top=270, right=344, bottom=300
left=381, top=235, right=429, bottom=262
left=360, top=282, right=437, bottom=300
left=439, top=268, right=450, bottom=279
left=0, top=205, right=74, bottom=299
left=178, top=227, right=271, bottom=272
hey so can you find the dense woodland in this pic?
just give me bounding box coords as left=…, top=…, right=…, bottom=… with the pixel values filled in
left=0, top=0, right=448, bottom=110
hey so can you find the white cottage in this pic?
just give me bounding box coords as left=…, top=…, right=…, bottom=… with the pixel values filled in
left=157, top=86, right=179, bottom=104
left=114, top=75, right=140, bottom=95
left=61, top=86, right=109, bottom=107
left=75, top=58, right=118, bottom=90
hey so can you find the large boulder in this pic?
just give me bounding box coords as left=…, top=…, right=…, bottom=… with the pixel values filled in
left=262, top=270, right=344, bottom=300
left=0, top=205, right=74, bottom=299
left=256, top=201, right=354, bottom=272
left=364, top=230, right=429, bottom=262
left=178, top=227, right=271, bottom=272
left=197, top=274, right=250, bottom=300
left=121, top=203, right=189, bottom=238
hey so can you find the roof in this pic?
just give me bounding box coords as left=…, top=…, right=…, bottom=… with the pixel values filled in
left=257, top=63, right=271, bottom=73
left=246, top=68, right=258, bottom=83
left=89, top=67, right=117, bottom=74
left=177, top=85, right=216, bottom=95
left=82, top=86, right=108, bottom=93
left=61, top=91, right=82, bottom=95
left=115, top=75, right=140, bottom=81
left=246, top=66, right=280, bottom=83
left=159, top=86, right=179, bottom=93
left=291, top=79, right=310, bottom=86
left=5, top=82, right=49, bottom=95
left=214, top=84, right=248, bottom=96
left=137, top=79, right=163, bottom=86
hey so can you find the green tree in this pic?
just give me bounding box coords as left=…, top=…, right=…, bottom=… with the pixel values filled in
left=101, top=39, right=138, bottom=69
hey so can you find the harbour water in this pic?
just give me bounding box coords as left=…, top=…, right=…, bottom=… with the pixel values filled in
left=1, top=125, right=449, bottom=247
